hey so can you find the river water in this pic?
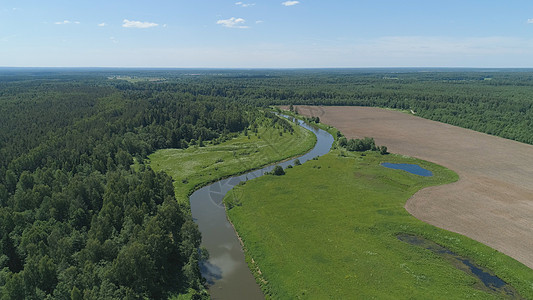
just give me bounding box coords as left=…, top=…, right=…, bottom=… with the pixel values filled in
left=189, top=116, right=334, bottom=299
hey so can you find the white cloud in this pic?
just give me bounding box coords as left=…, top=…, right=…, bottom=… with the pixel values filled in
left=98, top=22, right=106, bottom=27
left=527, top=19, right=533, bottom=24
left=109, top=37, right=118, bottom=44
left=235, top=2, right=255, bottom=7
left=54, top=20, right=80, bottom=25
left=217, top=17, right=249, bottom=29
left=255, top=20, right=264, bottom=24
left=122, top=19, right=159, bottom=28
left=282, top=1, right=299, bottom=6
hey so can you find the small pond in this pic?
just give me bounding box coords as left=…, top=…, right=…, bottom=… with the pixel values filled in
left=381, top=162, right=433, bottom=177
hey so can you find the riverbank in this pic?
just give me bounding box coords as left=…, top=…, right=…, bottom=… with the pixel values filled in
left=186, top=116, right=333, bottom=299
left=148, top=113, right=317, bottom=299
left=225, top=148, right=533, bottom=299
left=149, top=115, right=316, bottom=206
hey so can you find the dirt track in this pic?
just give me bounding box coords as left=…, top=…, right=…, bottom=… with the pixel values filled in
left=296, top=105, right=533, bottom=269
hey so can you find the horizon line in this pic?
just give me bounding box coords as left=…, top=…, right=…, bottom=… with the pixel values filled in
left=2, top=66, right=533, bottom=70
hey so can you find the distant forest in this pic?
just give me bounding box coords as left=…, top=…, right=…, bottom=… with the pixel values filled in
left=1, top=68, right=533, bottom=299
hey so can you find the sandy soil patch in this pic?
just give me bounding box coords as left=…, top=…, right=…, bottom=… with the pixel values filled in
left=295, top=105, right=533, bottom=269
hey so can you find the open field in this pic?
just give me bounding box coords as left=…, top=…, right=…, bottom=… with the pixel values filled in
left=296, top=105, right=533, bottom=270
left=148, top=117, right=316, bottom=204
left=225, top=150, right=533, bottom=298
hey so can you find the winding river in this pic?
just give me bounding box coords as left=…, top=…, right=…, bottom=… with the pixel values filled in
left=189, top=116, right=334, bottom=299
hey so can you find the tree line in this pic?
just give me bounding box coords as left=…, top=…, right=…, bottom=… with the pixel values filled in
left=129, top=69, right=533, bottom=145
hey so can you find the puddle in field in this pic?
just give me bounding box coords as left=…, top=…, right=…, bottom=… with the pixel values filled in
left=397, top=234, right=522, bottom=299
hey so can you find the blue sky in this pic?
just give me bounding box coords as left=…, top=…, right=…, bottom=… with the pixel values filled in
left=1, top=0, right=533, bottom=67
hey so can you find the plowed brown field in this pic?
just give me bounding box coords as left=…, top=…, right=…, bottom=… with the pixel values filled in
left=295, top=105, right=533, bottom=269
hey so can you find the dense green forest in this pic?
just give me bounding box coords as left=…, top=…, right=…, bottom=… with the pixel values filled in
left=2, top=68, right=533, bottom=299
left=0, top=73, right=251, bottom=299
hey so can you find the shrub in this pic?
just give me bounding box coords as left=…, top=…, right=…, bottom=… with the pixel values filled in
left=338, top=137, right=347, bottom=147
left=379, top=146, right=388, bottom=155
left=272, top=165, right=285, bottom=176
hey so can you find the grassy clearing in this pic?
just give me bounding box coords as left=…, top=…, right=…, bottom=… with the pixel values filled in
left=225, top=150, right=533, bottom=299
left=148, top=118, right=316, bottom=205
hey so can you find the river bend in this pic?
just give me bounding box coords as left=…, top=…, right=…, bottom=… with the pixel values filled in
left=189, top=116, right=334, bottom=299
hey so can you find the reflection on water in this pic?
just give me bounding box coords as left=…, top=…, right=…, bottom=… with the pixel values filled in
left=398, top=234, right=522, bottom=299
left=200, top=260, right=223, bottom=285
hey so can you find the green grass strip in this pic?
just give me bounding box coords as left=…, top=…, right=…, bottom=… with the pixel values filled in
left=149, top=118, right=316, bottom=205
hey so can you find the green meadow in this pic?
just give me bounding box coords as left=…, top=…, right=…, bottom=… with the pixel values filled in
left=148, top=118, right=316, bottom=204
left=225, top=150, right=533, bottom=299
